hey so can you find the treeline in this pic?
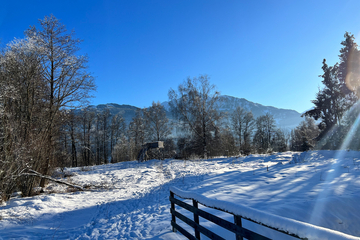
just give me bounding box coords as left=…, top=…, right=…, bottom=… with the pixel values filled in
left=167, top=75, right=289, bottom=159
left=60, top=93, right=290, bottom=168
left=61, top=102, right=174, bottom=167
left=56, top=31, right=360, bottom=165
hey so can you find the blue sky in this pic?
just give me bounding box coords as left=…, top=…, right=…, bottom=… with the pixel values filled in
left=1, top=0, right=360, bottom=113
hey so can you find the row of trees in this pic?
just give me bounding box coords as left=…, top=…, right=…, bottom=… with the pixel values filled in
left=60, top=101, right=174, bottom=168
left=76, top=31, right=360, bottom=162
left=168, top=75, right=289, bottom=159
left=168, top=31, right=360, bottom=155
left=58, top=83, right=292, bottom=169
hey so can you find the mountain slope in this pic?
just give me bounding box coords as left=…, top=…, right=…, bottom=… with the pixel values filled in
left=86, top=103, right=140, bottom=125
left=217, top=95, right=303, bottom=129
left=85, top=95, right=303, bottom=130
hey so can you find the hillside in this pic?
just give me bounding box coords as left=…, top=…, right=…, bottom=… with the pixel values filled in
left=217, top=95, right=303, bottom=129
left=85, top=103, right=140, bottom=125
left=0, top=151, right=359, bottom=239
left=87, top=95, right=303, bottom=130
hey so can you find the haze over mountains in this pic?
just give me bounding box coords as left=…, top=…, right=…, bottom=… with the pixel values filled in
left=87, top=95, right=303, bottom=130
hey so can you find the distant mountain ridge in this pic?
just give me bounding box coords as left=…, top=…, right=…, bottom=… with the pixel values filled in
left=217, top=95, right=303, bottom=129
left=86, top=95, right=303, bottom=130
left=86, top=103, right=139, bottom=125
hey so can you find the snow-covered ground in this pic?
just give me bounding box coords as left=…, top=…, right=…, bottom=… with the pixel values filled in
left=1, top=151, right=360, bottom=239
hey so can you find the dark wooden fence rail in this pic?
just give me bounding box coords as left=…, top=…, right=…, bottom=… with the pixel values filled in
left=170, top=190, right=303, bottom=240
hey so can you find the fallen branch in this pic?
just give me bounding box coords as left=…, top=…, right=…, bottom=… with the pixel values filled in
left=19, top=169, right=84, bottom=191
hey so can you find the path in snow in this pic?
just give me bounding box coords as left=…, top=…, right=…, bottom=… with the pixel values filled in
left=0, top=151, right=360, bottom=239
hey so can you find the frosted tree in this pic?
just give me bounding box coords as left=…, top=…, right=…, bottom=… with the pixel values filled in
left=128, top=109, right=146, bottom=159
left=253, top=113, right=276, bottom=153
left=143, top=101, right=172, bottom=142
left=290, top=117, right=320, bottom=151
left=241, top=111, right=255, bottom=155
left=231, top=106, right=255, bottom=154
left=110, top=114, right=126, bottom=163
left=25, top=15, right=96, bottom=185
left=271, top=128, right=287, bottom=152
left=231, top=106, right=245, bottom=149
left=0, top=15, right=96, bottom=200
left=168, top=75, right=221, bottom=159
left=0, top=38, right=46, bottom=200
left=79, top=108, right=96, bottom=166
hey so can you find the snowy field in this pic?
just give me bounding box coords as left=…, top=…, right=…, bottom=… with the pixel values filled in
left=1, top=150, right=360, bottom=239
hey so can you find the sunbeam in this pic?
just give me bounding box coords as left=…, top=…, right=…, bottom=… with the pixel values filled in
left=308, top=100, right=360, bottom=227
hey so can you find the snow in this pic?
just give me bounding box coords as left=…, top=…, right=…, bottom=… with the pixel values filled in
left=1, top=151, right=360, bottom=239
left=170, top=187, right=359, bottom=240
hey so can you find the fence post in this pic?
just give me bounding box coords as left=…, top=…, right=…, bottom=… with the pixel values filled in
left=170, top=191, right=177, bottom=232
left=193, top=199, right=201, bottom=239
left=234, top=215, right=243, bottom=240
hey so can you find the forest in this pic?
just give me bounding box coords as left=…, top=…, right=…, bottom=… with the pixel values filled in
left=1, top=15, right=360, bottom=202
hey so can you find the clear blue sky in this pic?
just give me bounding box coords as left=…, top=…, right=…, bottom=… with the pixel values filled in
left=1, top=0, right=360, bottom=113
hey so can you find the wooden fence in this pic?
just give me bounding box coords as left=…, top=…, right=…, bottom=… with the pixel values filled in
left=170, top=190, right=303, bottom=240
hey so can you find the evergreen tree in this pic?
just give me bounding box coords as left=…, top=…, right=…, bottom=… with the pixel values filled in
left=303, top=32, right=360, bottom=147
left=303, top=59, right=344, bottom=140
left=290, top=117, right=320, bottom=151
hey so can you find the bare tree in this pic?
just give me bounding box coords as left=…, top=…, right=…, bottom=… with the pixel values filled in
left=290, top=117, right=320, bottom=151
left=242, top=111, right=255, bottom=154
left=128, top=109, right=146, bottom=159
left=253, top=113, right=276, bottom=153
left=231, top=106, right=246, bottom=152
left=101, top=109, right=110, bottom=163
left=79, top=108, right=95, bottom=166
left=0, top=15, right=96, bottom=201
left=168, top=75, right=221, bottom=158
left=0, top=37, right=46, bottom=200
left=93, top=109, right=110, bottom=165
left=110, top=114, right=126, bottom=163
left=112, top=136, right=131, bottom=162
left=143, top=101, right=172, bottom=142
left=25, top=15, right=95, bottom=185
left=271, top=128, right=287, bottom=152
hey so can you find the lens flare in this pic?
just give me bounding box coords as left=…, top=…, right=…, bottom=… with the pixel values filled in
left=308, top=101, right=360, bottom=226
left=344, top=49, right=360, bottom=97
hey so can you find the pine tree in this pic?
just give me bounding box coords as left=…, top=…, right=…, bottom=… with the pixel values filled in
left=303, top=59, right=344, bottom=140
left=303, top=32, right=360, bottom=147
